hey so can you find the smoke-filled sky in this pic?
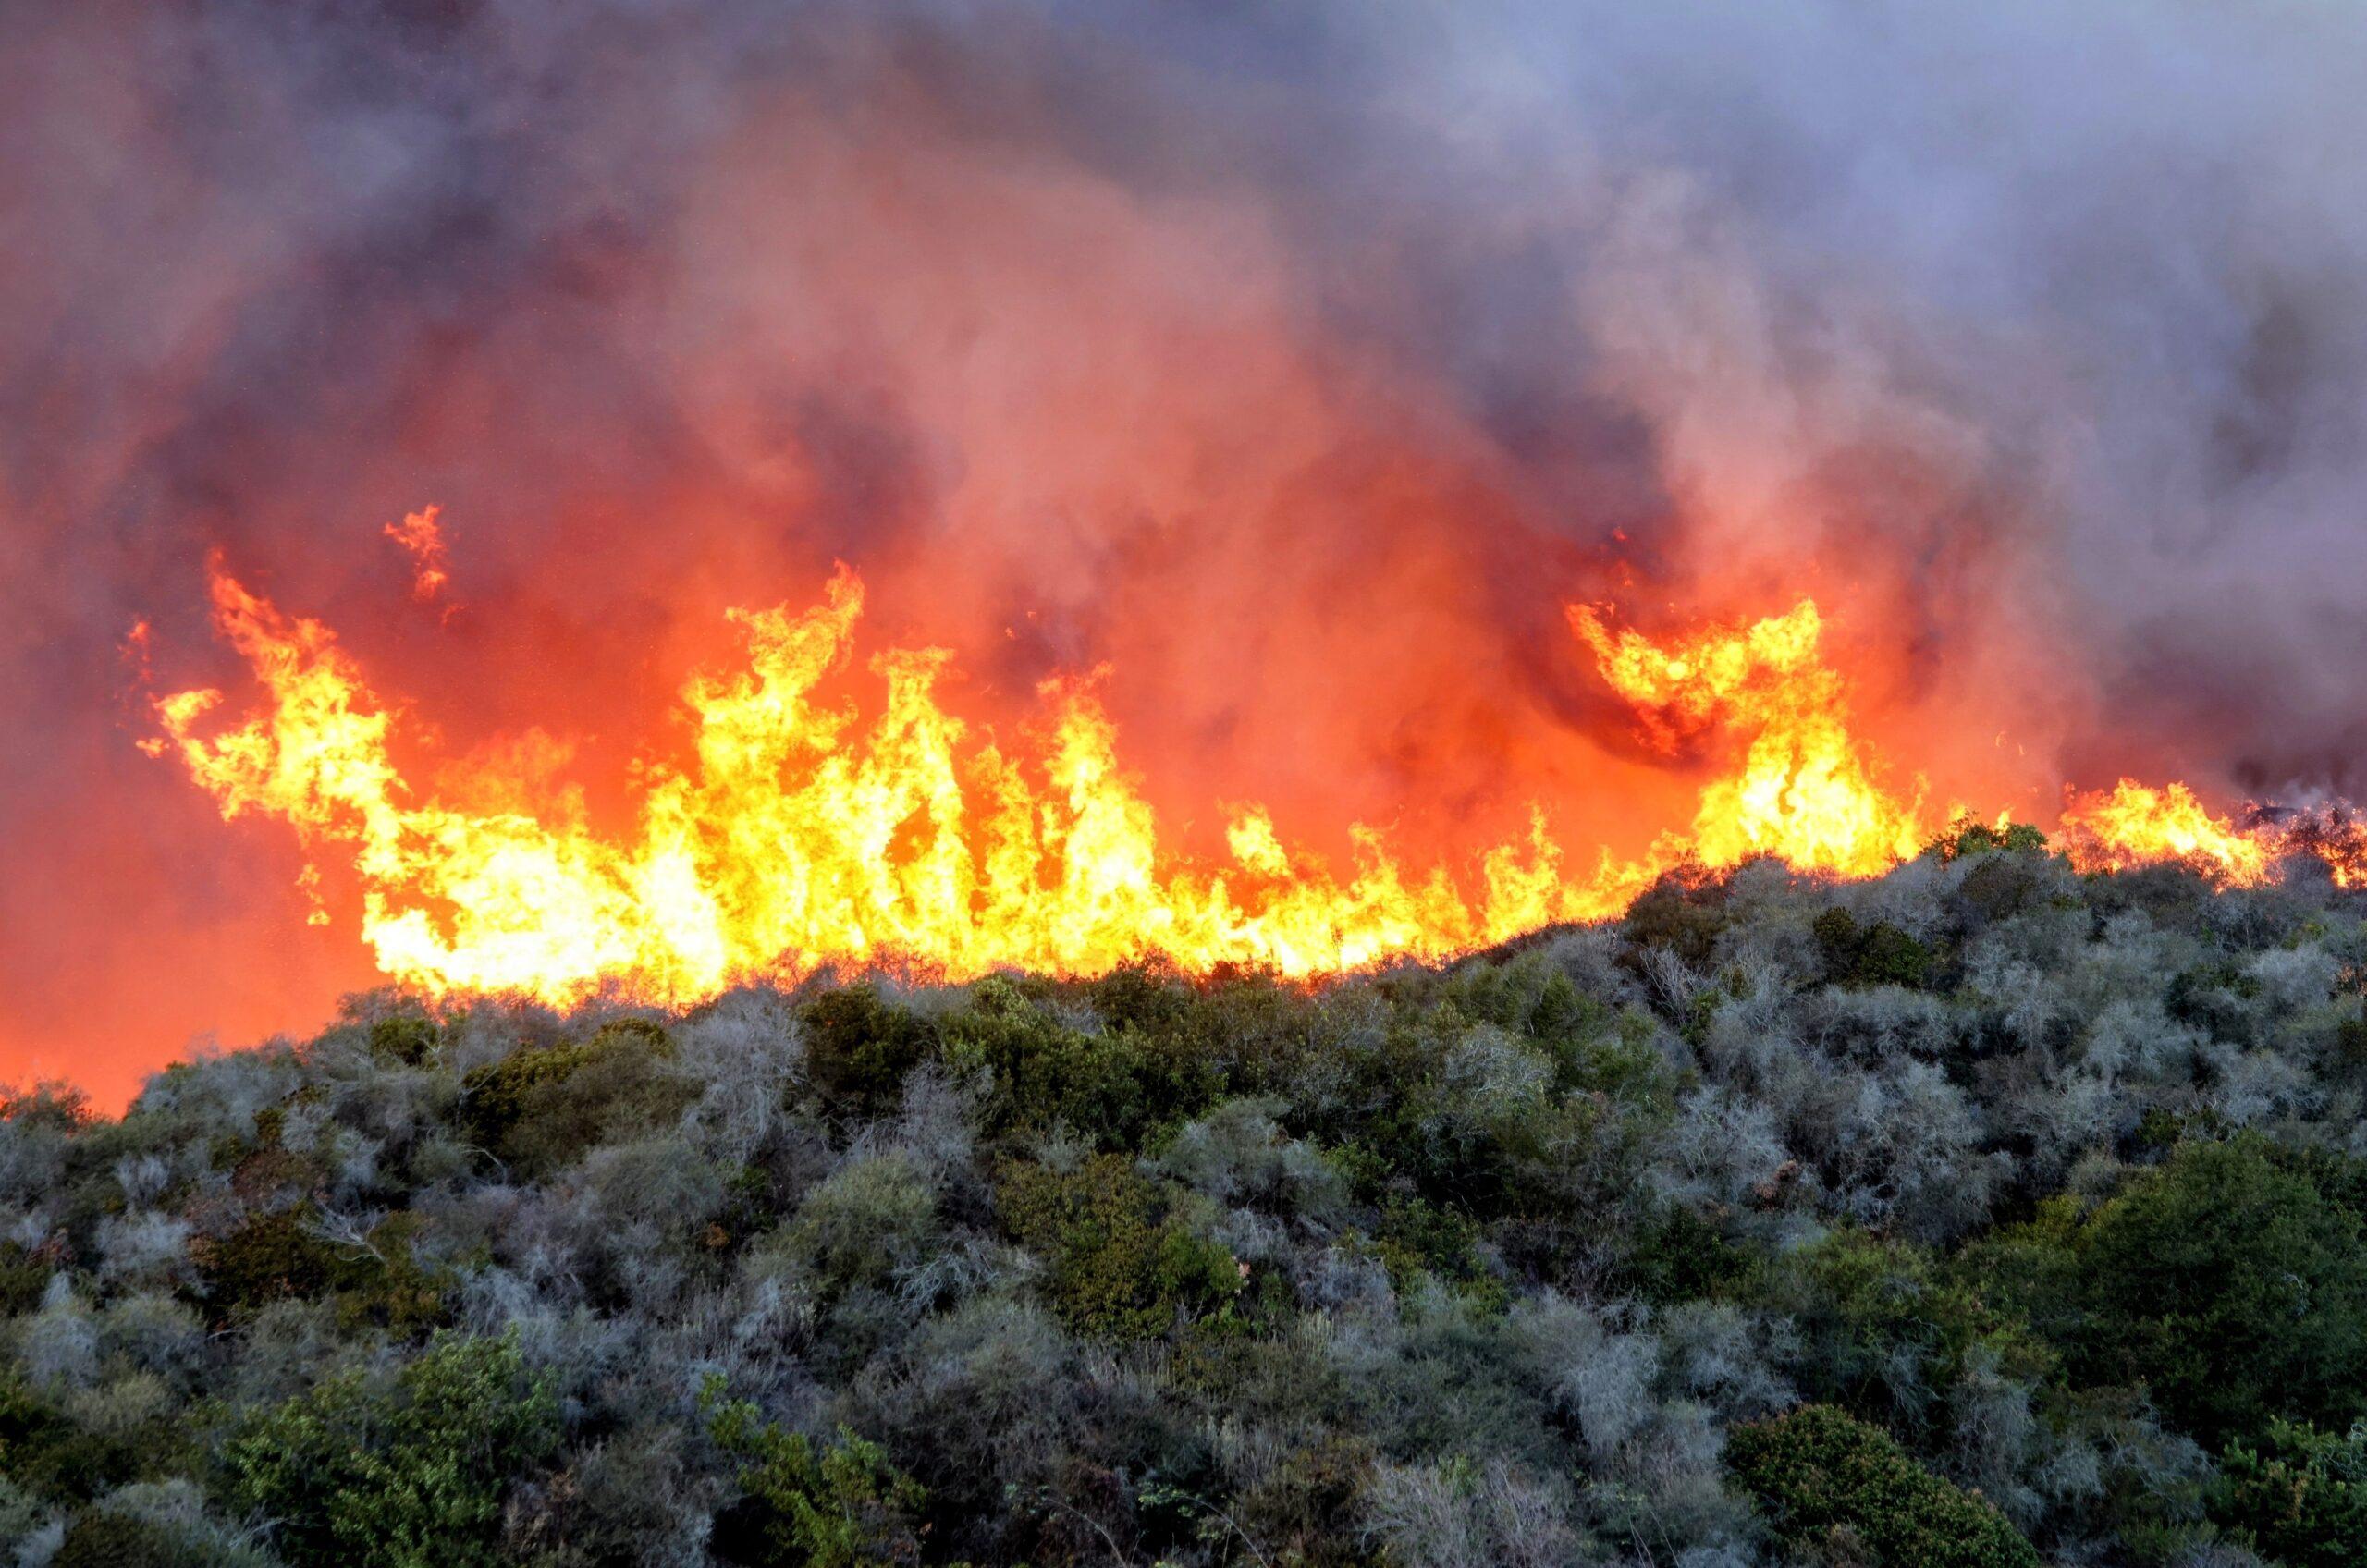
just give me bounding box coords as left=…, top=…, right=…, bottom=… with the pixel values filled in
left=6, top=0, right=2365, bottom=1106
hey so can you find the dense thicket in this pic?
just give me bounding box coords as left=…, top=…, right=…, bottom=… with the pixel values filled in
left=6, top=831, right=2367, bottom=1566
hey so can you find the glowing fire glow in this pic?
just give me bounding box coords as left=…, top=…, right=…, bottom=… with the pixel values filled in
left=1569, top=599, right=1924, bottom=877
left=2058, top=779, right=2272, bottom=883
left=146, top=555, right=2349, bottom=1009
left=383, top=506, right=450, bottom=602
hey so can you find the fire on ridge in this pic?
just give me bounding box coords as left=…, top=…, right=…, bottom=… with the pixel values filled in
left=143, top=551, right=2361, bottom=1011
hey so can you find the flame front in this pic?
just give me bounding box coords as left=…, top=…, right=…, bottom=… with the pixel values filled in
left=2057, top=780, right=2272, bottom=883
left=147, top=559, right=2350, bottom=1009
left=153, top=564, right=1578, bottom=1003
left=1569, top=599, right=1924, bottom=877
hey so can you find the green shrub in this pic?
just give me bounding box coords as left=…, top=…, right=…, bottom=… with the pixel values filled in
left=1619, top=871, right=1730, bottom=968
left=221, top=1330, right=558, bottom=1568
left=366, top=1015, right=442, bottom=1067
left=45, top=1482, right=265, bottom=1568
left=2214, top=1418, right=2367, bottom=1568
left=190, top=1207, right=448, bottom=1333
left=1220, top=1433, right=1379, bottom=1568
left=191, top=1207, right=342, bottom=1318
left=800, top=986, right=937, bottom=1117
left=0, top=1239, right=54, bottom=1316
left=1616, top=1202, right=1754, bottom=1305
left=53, top=1509, right=215, bottom=1568
left=702, top=1377, right=928, bottom=1567
left=457, top=1019, right=691, bottom=1176
left=773, top=1152, right=940, bottom=1297
left=944, top=977, right=1224, bottom=1148
left=1432, top=955, right=1605, bottom=1048
left=996, top=1155, right=1240, bottom=1340
left=1813, top=908, right=1935, bottom=989
left=1952, top=853, right=2043, bottom=925
left=1931, top=820, right=2047, bottom=862
left=0, top=1373, right=139, bottom=1502
left=1365, top=1194, right=1505, bottom=1311
left=1727, top=1404, right=2039, bottom=1568
left=2073, top=1135, right=2367, bottom=1444
left=2334, top=1004, right=2367, bottom=1072
left=1772, top=1230, right=2046, bottom=1431
left=2165, top=962, right=2263, bottom=1035
left=0, top=1082, right=92, bottom=1134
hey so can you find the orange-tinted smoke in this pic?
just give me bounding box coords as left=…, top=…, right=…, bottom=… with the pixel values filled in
left=13, top=1, right=2361, bottom=1110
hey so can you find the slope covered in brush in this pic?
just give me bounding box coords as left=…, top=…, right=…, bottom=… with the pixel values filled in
left=5, top=830, right=2367, bottom=1566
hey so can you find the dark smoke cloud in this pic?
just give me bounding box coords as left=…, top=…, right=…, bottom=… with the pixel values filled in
left=6, top=0, right=2366, bottom=1101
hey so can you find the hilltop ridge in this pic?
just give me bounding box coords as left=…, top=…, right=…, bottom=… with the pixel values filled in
left=4, top=833, right=2365, bottom=1565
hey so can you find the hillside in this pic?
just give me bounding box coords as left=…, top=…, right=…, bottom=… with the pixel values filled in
left=5, top=829, right=2366, bottom=1567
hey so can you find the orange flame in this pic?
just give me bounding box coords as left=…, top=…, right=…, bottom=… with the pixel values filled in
left=2056, top=779, right=2272, bottom=883
left=382, top=505, right=450, bottom=601
left=1570, top=599, right=1923, bottom=877
left=147, top=556, right=2346, bottom=1009
left=153, top=564, right=1591, bottom=1002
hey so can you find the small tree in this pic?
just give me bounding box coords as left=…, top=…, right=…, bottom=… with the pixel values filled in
left=702, top=1377, right=928, bottom=1567
left=2214, top=1418, right=2367, bottom=1568
left=221, top=1331, right=558, bottom=1568
left=2075, top=1135, right=2367, bottom=1444
left=1727, top=1404, right=2039, bottom=1568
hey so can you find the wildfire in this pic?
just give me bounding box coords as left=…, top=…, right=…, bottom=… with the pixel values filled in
left=2057, top=779, right=2272, bottom=883
left=1568, top=599, right=1923, bottom=877
left=145, top=555, right=2350, bottom=1009
left=383, top=506, right=451, bottom=602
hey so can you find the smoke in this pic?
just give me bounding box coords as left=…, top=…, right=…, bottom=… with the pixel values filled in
left=6, top=0, right=2366, bottom=1102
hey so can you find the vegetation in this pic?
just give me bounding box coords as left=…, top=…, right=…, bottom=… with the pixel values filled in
left=3, top=836, right=2365, bottom=1563
left=220, top=1332, right=558, bottom=1568
left=1726, top=1404, right=2036, bottom=1567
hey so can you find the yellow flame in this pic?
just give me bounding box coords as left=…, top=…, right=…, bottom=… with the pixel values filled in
left=2057, top=779, right=2272, bottom=883
left=151, top=563, right=2317, bottom=1008
left=1569, top=599, right=1923, bottom=876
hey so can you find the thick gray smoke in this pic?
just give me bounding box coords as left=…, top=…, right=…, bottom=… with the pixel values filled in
left=5, top=0, right=2364, bottom=1099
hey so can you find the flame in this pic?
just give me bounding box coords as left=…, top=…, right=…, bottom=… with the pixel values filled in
left=1569, top=599, right=1923, bottom=877
left=383, top=506, right=450, bottom=602
left=153, top=563, right=1589, bottom=1003
left=2279, top=807, right=2367, bottom=889
left=2057, top=779, right=2272, bottom=883
left=148, top=556, right=2351, bottom=1009
left=2055, top=781, right=2367, bottom=888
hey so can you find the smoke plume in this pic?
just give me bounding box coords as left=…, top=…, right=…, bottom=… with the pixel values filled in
left=6, top=0, right=2365, bottom=1103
